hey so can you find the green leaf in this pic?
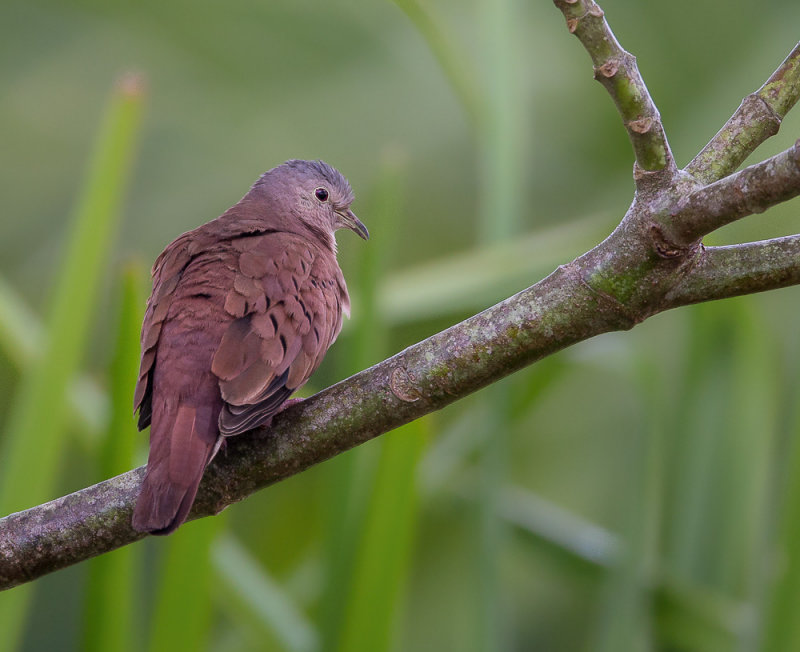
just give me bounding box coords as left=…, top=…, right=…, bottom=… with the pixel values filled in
left=588, top=356, right=666, bottom=652
left=147, top=516, right=223, bottom=652
left=320, top=151, right=405, bottom=652
left=213, top=534, right=318, bottom=652
left=662, top=299, right=778, bottom=648
left=654, top=574, right=744, bottom=652
left=0, top=275, right=42, bottom=368
left=378, top=214, right=608, bottom=325
left=0, top=274, right=108, bottom=441
left=0, top=73, right=146, bottom=651
left=336, top=419, right=428, bottom=652
left=760, top=361, right=800, bottom=650
left=390, top=0, right=485, bottom=127
left=83, top=263, right=148, bottom=652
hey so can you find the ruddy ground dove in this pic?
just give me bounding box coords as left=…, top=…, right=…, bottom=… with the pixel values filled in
left=132, top=159, right=368, bottom=534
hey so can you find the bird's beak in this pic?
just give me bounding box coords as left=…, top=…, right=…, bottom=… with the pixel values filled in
left=336, top=208, right=369, bottom=240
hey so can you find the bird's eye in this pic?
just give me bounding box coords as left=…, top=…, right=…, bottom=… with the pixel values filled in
left=315, top=187, right=329, bottom=202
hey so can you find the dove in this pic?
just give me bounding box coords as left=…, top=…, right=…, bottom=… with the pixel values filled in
left=132, top=159, right=368, bottom=534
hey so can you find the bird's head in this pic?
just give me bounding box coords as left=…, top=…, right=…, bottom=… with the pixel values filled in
left=253, top=159, right=369, bottom=248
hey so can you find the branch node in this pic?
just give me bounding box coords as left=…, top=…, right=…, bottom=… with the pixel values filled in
left=628, top=117, right=655, bottom=134
left=588, top=3, right=604, bottom=17
left=554, top=0, right=674, bottom=174
left=566, top=262, right=639, bottom=330
left=633, top=162, right=677, bottom=195
left=666, top=236, right=800, bottom=308
left=669, top=142, right=800, bottom=244
left=685, top=42, right=800, bottom=184
left=791, top=138, right=800, bottom=165
left=560, top=0, right=601, bottom=34
left=749, top=92, right=783, bottom=130
left=649, top=224, right=698, bottom=260
left=390, top=367, right=422, bottom=403
left=595, top=59, right=620, bottom=79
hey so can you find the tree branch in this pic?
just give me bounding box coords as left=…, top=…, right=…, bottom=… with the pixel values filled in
left=667, top=140, right=800, bottom=245
left=686, top=41, right=800, bottom=184
left=553, top=0, right=674, bottom=176
left=4, top=218, right=800, bottom=590
left=665, top=236, right=800, bottom=308
left=3, top=0, right=800, bottom=592
left=0, top=264, right=627, bottom=590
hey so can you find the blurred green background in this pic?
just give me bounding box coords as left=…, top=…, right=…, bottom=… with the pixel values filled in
left=3, top=0, right=800, bottom=650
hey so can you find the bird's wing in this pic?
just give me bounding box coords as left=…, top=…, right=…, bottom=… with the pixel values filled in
left=212, top=233, right=346, bottom=436
left=133, top=229, right=208, bottom=429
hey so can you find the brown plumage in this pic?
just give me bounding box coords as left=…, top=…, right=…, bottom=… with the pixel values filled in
left=132, top=160, right=368, bottom=535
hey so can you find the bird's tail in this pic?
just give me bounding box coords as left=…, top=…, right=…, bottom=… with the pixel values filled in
left=132, top=404, right=218, bottom=535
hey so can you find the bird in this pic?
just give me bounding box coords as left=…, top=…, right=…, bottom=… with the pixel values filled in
left=132, top=159, right=368, bottom=535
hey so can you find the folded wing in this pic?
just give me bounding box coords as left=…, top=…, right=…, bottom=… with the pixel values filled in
left=212, top=233, right=347, bottom=436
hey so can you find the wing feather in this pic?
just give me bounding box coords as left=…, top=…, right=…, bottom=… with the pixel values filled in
left=134, top=238, right=192, bottom=427
left=214, top=233, right=347, bottom=436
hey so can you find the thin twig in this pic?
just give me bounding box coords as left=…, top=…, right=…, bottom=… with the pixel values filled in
left=667, top=140, right=800, bottom=245
left=686, top=41, right=800, bottom=184
left=666, top=235, right=800, bottom=308
left=553, top=0, right=674, bottom=176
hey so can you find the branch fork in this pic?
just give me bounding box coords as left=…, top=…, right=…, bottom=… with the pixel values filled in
left=555, top=0, right=674, bottom=175
left=553, top=0, right=800, bottom=313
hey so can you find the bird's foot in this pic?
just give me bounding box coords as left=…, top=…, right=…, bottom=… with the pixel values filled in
left=276, top=397, right=305, bottom=414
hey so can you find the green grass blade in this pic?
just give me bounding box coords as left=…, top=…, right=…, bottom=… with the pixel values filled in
left=336, top=419, right=428, bottom=652
left=348, top=150, right=403, bottom=369
left=665, top=305, right=718, bottom=581
left=721, top=301, right=777, bottom=650
left=419, top=401, right=489, bottom=495
left=390, top=0, right=485, bottom=127
left=716, top=302, right=775, bottom=598
left=761, top=437, right=800, bottom=649
left=420, top=359, right=568, bottom=650
left=147, top=516, right=223, bottom=652
left=497, top=484, right=619, bottom=569
left=588, top=357, right=665, bottom=652
left=654, top=574, right=745, bottom=652
left=0, top=73, right=145, bottom=512
left=473, top=0, right=524, bottom=642
left=378, top=214, right=607, bottom=325
left=0, top=275, right=108, bottom=440
left=318, top=445, right=381, bottom=652
left=476, top=0, right=521, bottom=244
left=457, top=477, right=745, bottom=649
left=0, top=275, right=42, bottom=368
left=663, top=299, right=776, bottom=649
left=213, top=534, right=318, bottom=652
left=476, top=382, right=512, bottom=652
left=420, top=356, right=567, bottom=497
left=319, top=152, right=410, bottom=652
left=0, top=73, right=146, bottom=651
left=83, top=263, right=147, bottom=652
left=760, top=353, right=800, bottom=650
